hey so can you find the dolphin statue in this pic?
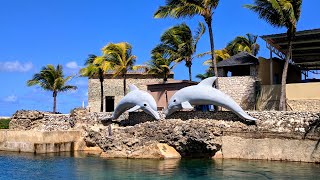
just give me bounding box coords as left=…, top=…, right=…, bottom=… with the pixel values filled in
left=165, top=77, right=257, bottom=121
left=112, top=84, right=160, bottom=120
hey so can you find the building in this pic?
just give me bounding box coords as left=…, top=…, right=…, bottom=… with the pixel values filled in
left=147, top=80, right=198, bottom=110
left=216, top=28, right=320, bottom=111
left=88, top=69, right=173, bottom=112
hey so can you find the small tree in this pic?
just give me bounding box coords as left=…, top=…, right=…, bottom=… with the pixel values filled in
left=27, top=64, right=77, bottom=113
left=226, top=34, right=260, bottom=56
left=102, top=42, right=137, bottom=95
left=80, top=55, right=111, bottom=112
left=154, top=22, right=205, bottom=81
left=147, top=49, right=176, bottom=82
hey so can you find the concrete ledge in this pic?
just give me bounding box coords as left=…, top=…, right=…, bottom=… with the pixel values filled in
left=222, top=135, right=320, bottom=163
left=0, top=130, right=82, bottom=153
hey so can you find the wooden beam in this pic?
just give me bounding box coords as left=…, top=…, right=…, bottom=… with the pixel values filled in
left=277, top=39, right=320, bottom=45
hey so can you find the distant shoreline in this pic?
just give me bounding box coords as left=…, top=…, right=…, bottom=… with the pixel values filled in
left=0, top=116, right=10, bottom=119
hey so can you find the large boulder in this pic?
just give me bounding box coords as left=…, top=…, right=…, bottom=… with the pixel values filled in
left=9, top=110, right=44, bottom=130
left=84, top=119, right=244, bottom=158
left=100, top=143, right=181, bottom=159
left=9, top=110, right=73, bottom=131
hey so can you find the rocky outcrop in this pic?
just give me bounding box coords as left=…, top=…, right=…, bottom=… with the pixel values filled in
left=84, top=118, right=257, bottom=158
left=10, top=110, right=72, bottom=131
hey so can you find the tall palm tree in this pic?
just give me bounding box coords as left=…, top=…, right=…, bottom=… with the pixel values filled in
left=27, top=64, right=77, bottom=113
left=226, top=34, right=260, bottom=56
left=154, top=22, right=205, bottom=81
left=147, top=49, right=176, bottom=82
left=154, top=0, right=220, bottom=87
left=80, top=54, right=110, bottom=112
left=245, top=0, right=302, bottom=111
left=102, top=42, right=137, bottom=95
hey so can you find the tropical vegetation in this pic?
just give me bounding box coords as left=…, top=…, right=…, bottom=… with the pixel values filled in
left=146, top=49, right=176, bottom=82
left=154, top=0, right=220, bottom=87
left=0, top=119, right=10, bottom=129
left=153, top=23, right=205, bottom=81
left=80, top=54, right=110, bottom=112
left=102, top=42, right=137, bottom=95
left=226, top=33, right=260, bottom=56
left=27, top=64, right=77, bottom=113
left=202, top=33, right=260, bottom=66
left=245, top=0, right=302, bottom=111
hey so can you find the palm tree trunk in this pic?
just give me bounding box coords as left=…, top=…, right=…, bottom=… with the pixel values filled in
left=99, top=75, right=104, bottom=112
left=123, top=74, right=127, bottom=95
left=188, top=64, right=192, bottom=81
left=279, top=31, right=293, bottom=111
left=53, top=91, right=57, bottom=113
left=164, top=69, right=168, bottom=82
left=205, top=17, right=219, bottom=89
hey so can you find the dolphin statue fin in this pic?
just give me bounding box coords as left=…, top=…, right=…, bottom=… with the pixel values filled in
left=129, top=84, right=139, bottom=91
left=198, top=77, right=217, bottom=86
left=181, top=101, right=193, bottom=109
left=128, top=105, right=141, bottom=112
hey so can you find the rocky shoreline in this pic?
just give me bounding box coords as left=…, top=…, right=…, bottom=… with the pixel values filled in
left=6, top=109, right=320, bottom=162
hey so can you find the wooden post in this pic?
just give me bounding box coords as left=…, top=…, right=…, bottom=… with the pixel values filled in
left=270, top=48, right=273, bottom=85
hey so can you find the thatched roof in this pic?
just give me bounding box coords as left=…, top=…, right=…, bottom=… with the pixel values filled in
left=217, top=52, right=259, bottom=67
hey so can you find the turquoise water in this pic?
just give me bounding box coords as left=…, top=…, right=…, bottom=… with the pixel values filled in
left=0, top=152, right=319, bottom=180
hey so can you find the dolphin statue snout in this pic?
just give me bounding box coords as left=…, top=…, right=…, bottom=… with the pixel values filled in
left=112, top=84, right=160, bottom=120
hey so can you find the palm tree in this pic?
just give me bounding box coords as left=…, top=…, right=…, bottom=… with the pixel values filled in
left=245, top=0, right=302, bottom=111
left=27, top=64, right=77, bottom=113
left=147, top=49, right=176, bottom=82
left=202, top=48, right=231, bottom=66
left=154, top=0, right=220, bottom=87
left=102, top=42, right=137, bottom=95
left=196, top=69, right=214, bottom=80
left=154, top=23, right=205, bottom=81
left=226, top=34, right=260, bottom=56
left=80, top=54, right=110, bottom=112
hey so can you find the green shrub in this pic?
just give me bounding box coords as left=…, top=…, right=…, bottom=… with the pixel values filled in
left=0, top=119, right=10, bottom=129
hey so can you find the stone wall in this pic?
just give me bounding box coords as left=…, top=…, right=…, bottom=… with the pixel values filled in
left=0, top=130, right=82, bottom=153
left=287, top=100, right=320, bottom=112
left=218, top=76, right=258, bottom=110
left=88, top=75, right=168, bottom=112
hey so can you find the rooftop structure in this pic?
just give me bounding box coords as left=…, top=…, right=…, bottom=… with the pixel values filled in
left=261, top=28, right=320, bottom=83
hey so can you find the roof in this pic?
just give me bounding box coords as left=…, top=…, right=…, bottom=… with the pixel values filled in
left=147, top=80, right=198, bottom=86
left=261, top=28, right=320, bottom=70
left=217, top=51, right=259, bottom=67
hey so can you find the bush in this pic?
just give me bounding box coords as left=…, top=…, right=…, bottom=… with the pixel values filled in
left=0, top=119, right=10, bottom=129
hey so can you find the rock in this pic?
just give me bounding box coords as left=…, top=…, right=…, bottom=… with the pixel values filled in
left=101, top=143, right=181, bottom=159
left=9, top=110, right=72, bottom=131
left=212, top=150, right=223, bottom=159
left=128, top=143, right=181, bottom=159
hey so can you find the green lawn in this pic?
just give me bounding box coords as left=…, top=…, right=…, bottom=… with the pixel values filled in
left=0, top=119, right=10, bottom=129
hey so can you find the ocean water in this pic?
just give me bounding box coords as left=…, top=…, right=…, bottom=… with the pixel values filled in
left=0, top=152, right=319, bottom=180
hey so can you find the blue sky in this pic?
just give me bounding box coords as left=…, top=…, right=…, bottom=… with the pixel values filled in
left=0, top=0, right=319, bottom=116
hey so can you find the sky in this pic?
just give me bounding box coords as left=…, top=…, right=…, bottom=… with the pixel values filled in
left=0, top=0, right=319, bottom=116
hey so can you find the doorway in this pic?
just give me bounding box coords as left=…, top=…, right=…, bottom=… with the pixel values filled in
left=105, top=96, right=114, bottom=112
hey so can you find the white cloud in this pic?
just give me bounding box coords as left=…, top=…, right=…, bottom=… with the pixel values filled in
left=0, top=61, right=33, bottom=72
left=4, top=95, right=17, bottom=102
left=66, top=61, right=81, bottom=69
